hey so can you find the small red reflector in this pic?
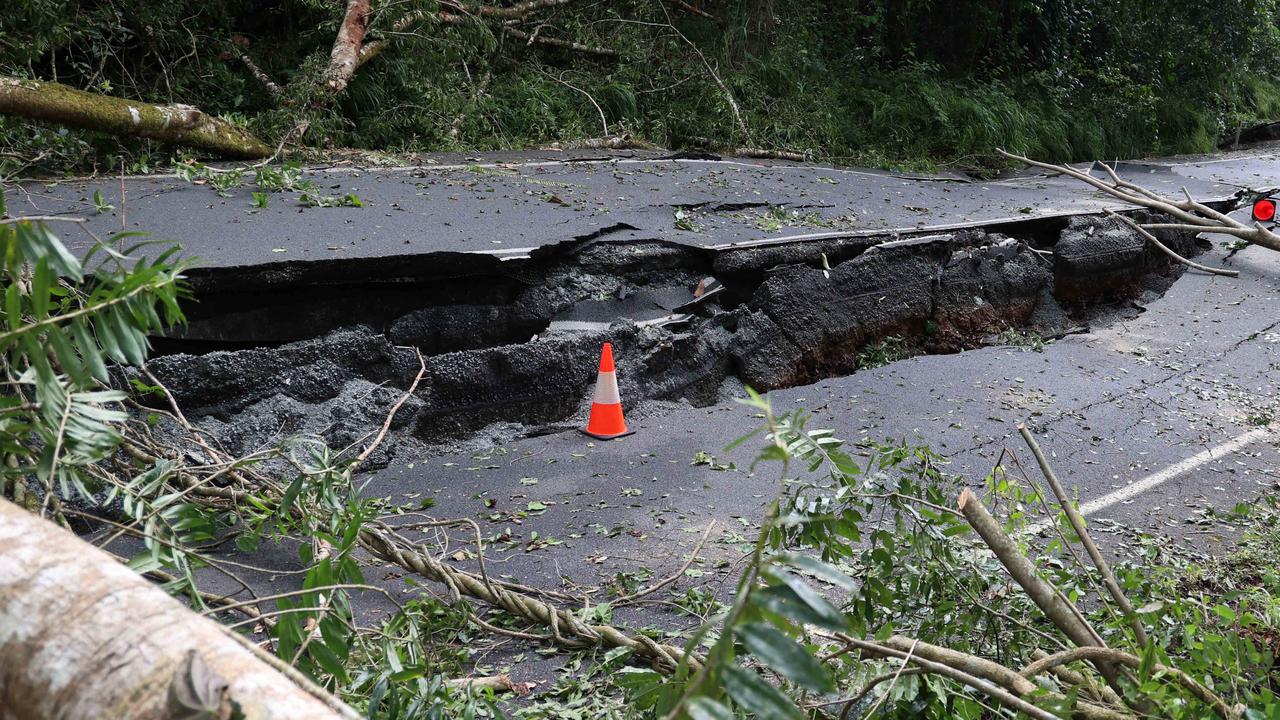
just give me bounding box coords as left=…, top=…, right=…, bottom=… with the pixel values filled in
left=1253, top=198, right=1277, bottom=222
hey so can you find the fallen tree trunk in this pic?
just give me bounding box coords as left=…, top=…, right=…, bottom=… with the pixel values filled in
left=0, top=75, right=273, bottom=159
left=0, top=499, right=353, bottom=720
left=325, top=0, right=373, bottom=93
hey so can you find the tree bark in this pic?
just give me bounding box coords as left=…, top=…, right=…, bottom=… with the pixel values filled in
left=0, top=75, right=273, bottom=159
left=0, top=499, right=350, bottom=720
left=325, top=0, right=373, bottom=93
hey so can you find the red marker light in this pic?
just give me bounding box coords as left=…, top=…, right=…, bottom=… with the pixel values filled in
left=1253, top=198, right=1277, bottom=222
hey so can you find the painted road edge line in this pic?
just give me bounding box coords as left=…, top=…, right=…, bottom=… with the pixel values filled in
left=1022, top=425, right=1273, bottom=536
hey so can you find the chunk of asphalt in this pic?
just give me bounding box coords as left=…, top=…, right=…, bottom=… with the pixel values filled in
left=388, top=304, right=545, bottom=353
left=141, top=220, right=1204, bottom=463
left=1052, top=214, right=1198, bottom=302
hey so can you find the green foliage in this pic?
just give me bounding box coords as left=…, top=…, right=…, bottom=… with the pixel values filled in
left=5, top=1, right=1280, bottom=171
left=856, top=335, right=909, bottom=369
left=634, top=390, right=1280, bottom=719
left=0, top=197, right=190, bottom=510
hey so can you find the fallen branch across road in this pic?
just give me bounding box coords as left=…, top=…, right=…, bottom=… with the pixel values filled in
left=998, top=148, right=1280, bottom=263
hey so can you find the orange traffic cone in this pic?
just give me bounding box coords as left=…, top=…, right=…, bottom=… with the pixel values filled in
left=581, top=342, right=634, bottom=440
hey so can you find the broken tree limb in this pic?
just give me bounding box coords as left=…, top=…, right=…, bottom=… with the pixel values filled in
left=957, top=489, right=1103, bottom=652
left=0, top=75, right=272, bottom=159
left=0, top=499, right=355, bottom=720
left=356, top=8, right=616, bottom=72
left=357, top=522, right=703, bottom=673
left=665, top=0, right=716, bottom=19
left=1018, top=423, right=1150, bottom=648
left=499, top=24, right=618, bottom=56
left=997, top=148, right=1280, bottom=254
left=834, top=635, right=1098, bottom=720
left=957, top=487, right=1129, bottom=699
left=445, top=674, right=533, bottom=694
left=227, top=43, right=283, bottom=97
left=326, top=0, right=373, bottom=93
left=1106, top=212, right=1238, bottom=278
left=1027, top=648, right=1123, bottom=706
left=1019, top=647, right=1237, bottom=719
left=461, top=0, right=580, bottom=19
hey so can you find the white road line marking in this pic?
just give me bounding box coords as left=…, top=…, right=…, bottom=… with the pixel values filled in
left=1022, top=426, right=1273, bottom=535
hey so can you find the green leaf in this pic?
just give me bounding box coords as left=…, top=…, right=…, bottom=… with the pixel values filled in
left=737, top=623, right=833, bottom=692
left=70, top=319, right=109, bottom=382
left=109, top=306, right=146, bottom=365
left=278, top=474, right=305, bottom=518
left=92, top=312, right=125, bottom=363
left=760, top=568, right=849, bottom=631
left=615, top=667, right=666, bottom=710
left=309, top=640, right=350, bottom=683
left=4, top=283, right=21, bottom=332
left=46, top=324, right=89, bottom=387
left=685, top=697, right=735, bottom=720
left=776, top=552, right=858, bottom=592
left=720, top=664, right=803, bottom=720
left=30, top=258, right=51, bottom=319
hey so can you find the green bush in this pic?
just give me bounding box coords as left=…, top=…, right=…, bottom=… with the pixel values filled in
left=3, top=0, right=1280, bottom=171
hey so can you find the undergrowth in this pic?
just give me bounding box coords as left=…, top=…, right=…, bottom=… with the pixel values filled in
left=4, top=206, right=1280, bottom=717
left=5, top=1, right=1280, bottom=175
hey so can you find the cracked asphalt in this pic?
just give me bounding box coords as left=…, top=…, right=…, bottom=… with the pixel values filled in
left=356, top=234, right=1280, bottom=605
left=8, top=148, right=1268, bottom=268
left=68, top=147, right=1280, bottom=687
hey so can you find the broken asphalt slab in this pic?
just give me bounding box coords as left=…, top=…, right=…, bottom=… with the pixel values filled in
left=7, top=149, right=1268, bottom=271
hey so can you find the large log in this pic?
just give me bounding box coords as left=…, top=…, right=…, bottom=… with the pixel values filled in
left=0, top=75, right=273, bottom=159
left=324, top=0, right=372, bottom=93
left=0, top=499, right=350, bottom=719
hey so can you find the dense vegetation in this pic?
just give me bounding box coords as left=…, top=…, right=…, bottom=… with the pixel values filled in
left=4, top=205, right=1279, bottom=717
left=4, top=0, right=1280, bottom=174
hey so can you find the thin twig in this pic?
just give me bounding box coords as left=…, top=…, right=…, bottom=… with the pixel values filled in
left=614, top=521, right=715, bottom=606
left=855, top=638, right=918, bottom=720
left=1106, top=212, right=1238, bottom=278
left=655, top=0, right=748, bottom=138
left=1020, top=647, right=1236, bottom=719
left=0, top=215, right=87, bottom=225
left=353, top=348, right=425, bottom=467
left=1018, top=424, right=1149, bottom=648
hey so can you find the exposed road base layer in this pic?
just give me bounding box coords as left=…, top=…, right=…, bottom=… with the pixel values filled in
left=140, top=215, right=1200, bottom=469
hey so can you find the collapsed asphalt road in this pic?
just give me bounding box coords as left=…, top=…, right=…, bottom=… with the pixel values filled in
left=14, top=148, right=1280, bottom=686
left=356, top=237, right=1279, bottom=602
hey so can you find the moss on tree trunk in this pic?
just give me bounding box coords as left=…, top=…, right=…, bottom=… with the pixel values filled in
left=0, top=75, right=272, bottom=159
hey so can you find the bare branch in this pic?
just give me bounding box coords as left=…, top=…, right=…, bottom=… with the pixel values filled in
left=664, top=0, right=716, bottom=19
left=1106, top=212, right=1238, bottom=277
left=229, top=46, right=282, bottom=97
left=998, top=148, right=1280, bottom=254
left=1020, top=647, right=1237, bottom=719
left=1018, top=424, right=1151, bottom=647
left=326, top=0, right=373, bottom=93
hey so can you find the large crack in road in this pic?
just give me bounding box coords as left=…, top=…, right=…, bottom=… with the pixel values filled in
left=47, top=148, right=1280, bottom=694
left=136, top=213, right=1202, bottom=471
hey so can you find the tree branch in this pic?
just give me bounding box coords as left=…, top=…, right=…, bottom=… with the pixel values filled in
left=0, top=76, right=272, bottom=159
left=326, top=0, right=373, bottom=93
left=997, top=148, right=1280, bottom=253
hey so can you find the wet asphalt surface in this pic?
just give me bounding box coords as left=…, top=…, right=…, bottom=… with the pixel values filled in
left=176, top=232, right=1280, bottom=690
left=358, top=235, right=1280, bottom=593
left=62, top=146, right=1280, bottom=691
left=9, top=148, right=1270, bottom=268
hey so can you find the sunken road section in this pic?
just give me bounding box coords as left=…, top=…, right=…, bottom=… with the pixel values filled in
left=137, top=213, right=1203, bottom=468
